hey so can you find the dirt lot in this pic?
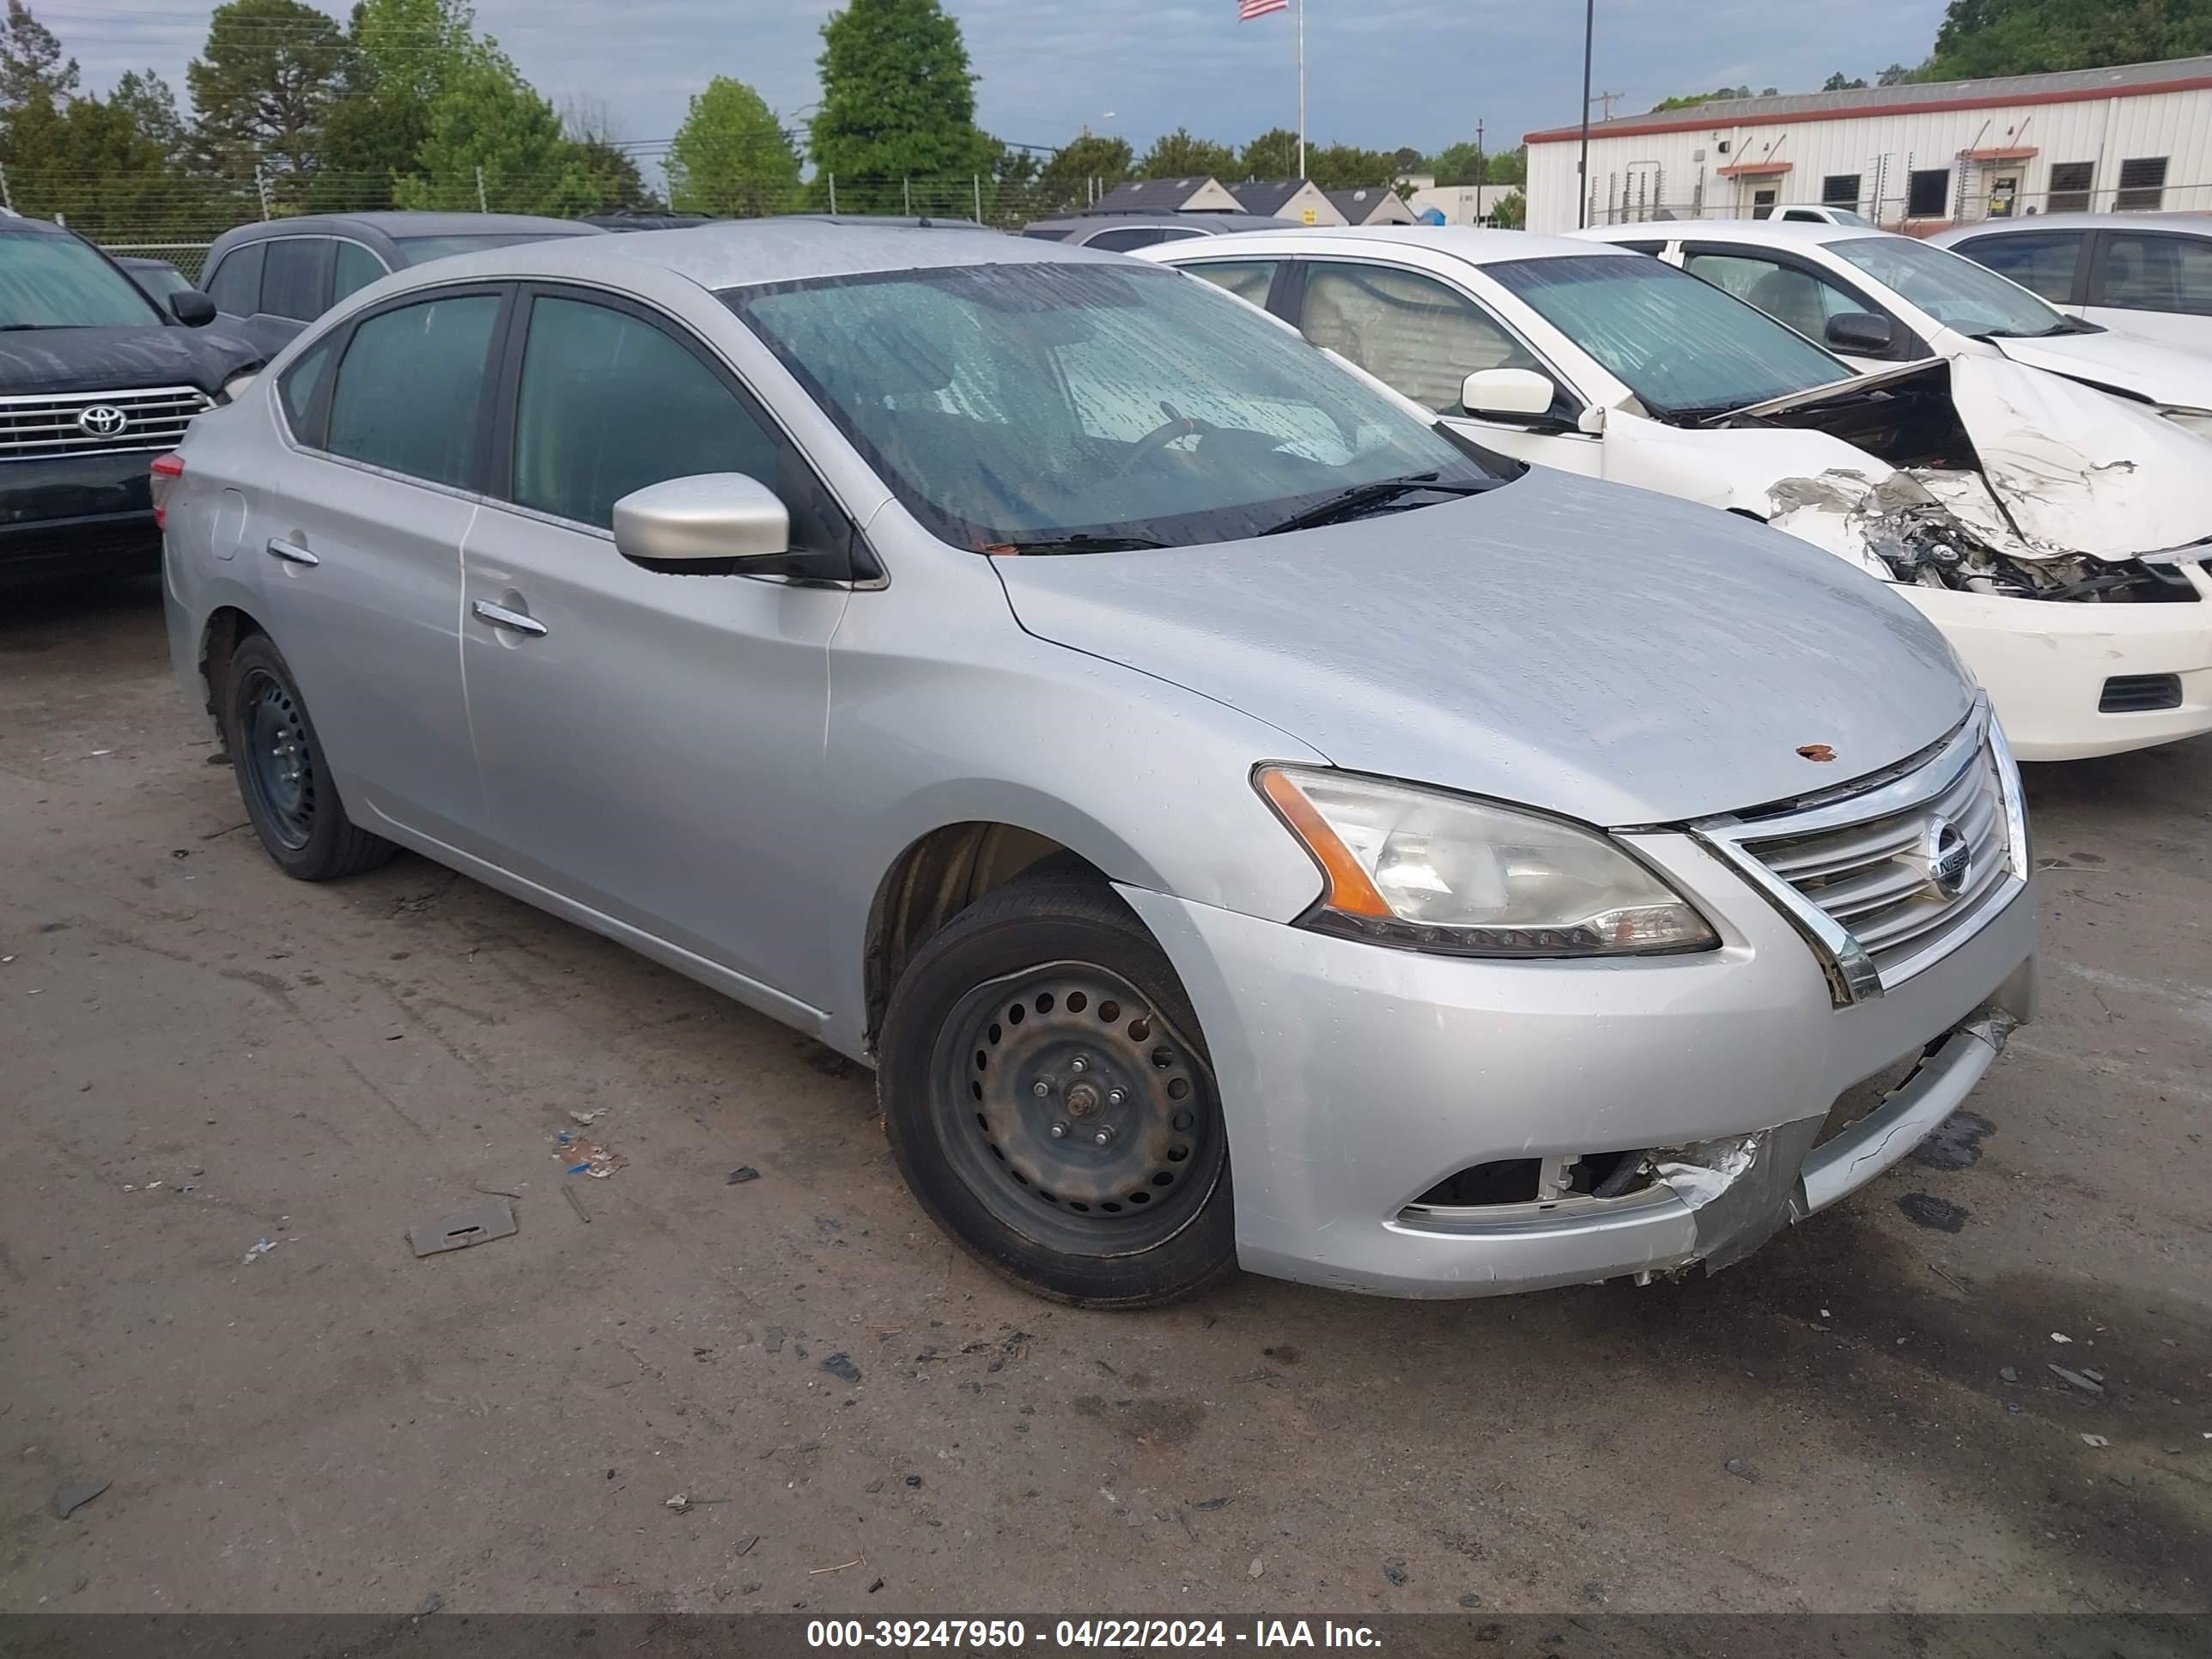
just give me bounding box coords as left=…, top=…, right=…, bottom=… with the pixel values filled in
left=2, top=575, right=2207, bottom=1617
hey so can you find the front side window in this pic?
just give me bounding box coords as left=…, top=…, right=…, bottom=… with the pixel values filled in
left=1829, top=234, right=2065, bottom=339
left=513, top=296, right=779, bottom=531
left=1954, top=231, right=2082, bottom=304
left=1682, top=251, right=1866, bottom=342
left=2100, top=233, right=2212, bottom=317
left=260, top=239, right=325, bottom=321
left=325, top=293, right=501, bottom=489
left=1486, top=253, right=1848, bottom=419
left=1300, top=262, right=1549, bottom=414
left=0, top=231, right=162, bottom=328
left=332, top=241, right=386, bottom=304
left=1181, top=260, right=1276, bottom=304
left=726, top=261, right=1500, bottom=550
left=204, top=243, right=262, bottom=315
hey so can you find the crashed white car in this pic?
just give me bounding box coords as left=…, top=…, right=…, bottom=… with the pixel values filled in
left=1141, top=228, right=2212, bottom=760
left=1575, top=219, right=2212, bottom=441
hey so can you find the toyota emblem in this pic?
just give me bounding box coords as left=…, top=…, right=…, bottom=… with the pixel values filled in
left=76, top=404, right=130, bottom=440
left=1920, top=817, right=1972, bottom=900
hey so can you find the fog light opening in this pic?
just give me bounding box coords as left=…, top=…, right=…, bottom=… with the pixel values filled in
left=1410, top=1150, right=1654, bottom=1212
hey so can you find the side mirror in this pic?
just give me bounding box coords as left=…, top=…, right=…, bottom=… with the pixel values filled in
left=1824, top=312, right=1896, bottom=355
left=1460, top=368, right=1556, bottom=420
left=612, top=473, right=790, bottom=568
left=168, top=289, right=217, bottom=327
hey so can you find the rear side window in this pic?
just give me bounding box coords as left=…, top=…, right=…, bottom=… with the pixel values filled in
left=1955, top=232, right=2082, bottom=303
left=204, top=243, right=262, bottom=315
left=1182, top=261, right=1276, bottom=304
left=260, top=239, right=325, bottom=321
left=1084, top=226, right=1177, bottom=252
left=326, top=294, right=501, bottom=489
left=2101, top=233, right=2212, bottom=315
left=512, top=296, right=779, bottom=530
left=332, top=241, right=386, bottom=304
left=1299, top=261, right=1546, bottom=412
left=277, top=331, right=343, bottom=445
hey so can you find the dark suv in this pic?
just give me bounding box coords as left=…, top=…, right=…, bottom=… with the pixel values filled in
left=0, top=213, right=261, bottom=581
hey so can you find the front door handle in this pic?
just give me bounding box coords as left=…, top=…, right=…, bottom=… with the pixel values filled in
left=471, top=599, right=548, bottom=637
left=265, top=537, right=319, bottom=567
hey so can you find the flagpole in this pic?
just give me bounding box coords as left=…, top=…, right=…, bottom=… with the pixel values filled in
left=1297, top=0, right=1307, bottom=178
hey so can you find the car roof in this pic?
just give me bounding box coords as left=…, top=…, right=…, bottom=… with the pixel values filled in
left=1929, top=211, right=2212, bottom=239
left=1574, top=220, right=1881, bottom=249
left=215, top=211, right=603, bottom=245
left=1146, top=223, right=1639, bottom=269
left=0, top=211, right=75, bottom=238
left=1027, top=212, right=1298, bottom=234
left=367, top=216, right=1147, bottom=293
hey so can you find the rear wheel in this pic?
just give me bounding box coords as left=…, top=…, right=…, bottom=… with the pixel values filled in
left=878, top=875, right=1237, bottom=1307
left=222, top=634, right=395, bottom=881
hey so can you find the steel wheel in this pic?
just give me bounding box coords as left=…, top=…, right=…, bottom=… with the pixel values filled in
left=239, top=667, right=315, bottom=851
left=933, top=960, right=1225, bottom=1255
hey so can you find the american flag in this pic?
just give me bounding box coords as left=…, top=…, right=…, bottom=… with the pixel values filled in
left=1238, top=0, right=1287, bottom=18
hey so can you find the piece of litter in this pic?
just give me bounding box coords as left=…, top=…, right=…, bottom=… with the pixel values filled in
left=241, top=1237, right=276, bottom=1264
left=411, top=1593, right=444, bottom=1618
left=1723, top=1457, right=1756, bottom=1481
left=1248, top=1557, right=1264, bottom=1579
left=407, top=1197, right=516, bottom=1258
left=867, top=1577, right=885, bottom=1594
left=2049, top=1364, right=2104, bottom=1395
left=735, top=1534, right=759, bottom=1558
left=810, top=1559, right=864, bottom=1576
left=1999, top=1366, right=2021, bottom=1383
left=2051, top=1332, right=2073, bottom=1344
left=2081, top=1434, right=2110, bottom=1448
left=562, top=1185, right=591, bottom=1224
left=566, top=1164, right=592, bottom=1176
left=2082, top=1370, right=2104, bottom=1384
left=726, top=1165, right=760, bottom=1185
left=52, top=1480, right=108, bottom=1519
left=665, top=1494, right=691, bottom=1513
left=1191, top=1495, right=1232, bottom=1511
left=822, top=1352, right=861, bottom=1384
left=569, top=1110, right=600, bottom=1126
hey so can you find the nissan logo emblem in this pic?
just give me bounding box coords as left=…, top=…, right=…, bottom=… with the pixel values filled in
left=76, top=404, right=130, bottom=440
left=1921, top=817, right=1972, bottom=901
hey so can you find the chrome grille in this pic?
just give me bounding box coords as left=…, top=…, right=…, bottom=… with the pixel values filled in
left=0, top=386, right=212, bottom=460
left=1698, top=706, right=2027, bottom=1005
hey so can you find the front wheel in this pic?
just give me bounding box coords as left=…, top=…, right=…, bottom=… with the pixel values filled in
left=878, top=875, right=1237, bottom=1307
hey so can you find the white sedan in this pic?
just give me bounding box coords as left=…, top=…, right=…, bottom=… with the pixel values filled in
left=1930, top=213, right=2212, bottom=356
left=1574, top=219, right=2212, bottom=441
left=1140, top=226, right=2212, bottom=761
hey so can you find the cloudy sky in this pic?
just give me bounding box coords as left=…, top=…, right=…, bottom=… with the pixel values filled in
left=44, top=0, right=1954, bottom=165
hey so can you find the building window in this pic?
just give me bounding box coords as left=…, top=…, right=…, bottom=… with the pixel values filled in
left=2045, top=161, right=2094, bottom=213
left=2116, top=156, right=2168, bottom=211
left=1906, top=167, right=1951, bottom=219
left=1821, top=173, right=1862, bottom=208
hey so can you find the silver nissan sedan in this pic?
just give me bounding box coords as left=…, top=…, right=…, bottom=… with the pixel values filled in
left=159, top=222, right=2036, bottom=1305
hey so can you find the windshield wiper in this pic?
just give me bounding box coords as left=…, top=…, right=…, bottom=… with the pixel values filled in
left=985, top=534, right=1170, bottom=556
left=1256, top=474, right=1490, bottom=537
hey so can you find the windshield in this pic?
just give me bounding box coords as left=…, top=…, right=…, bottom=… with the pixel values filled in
left=725, top=261, right=1504, bottom=550
left=1829, top=234, right=2063, bottom=337
left=0, top=232, right=163, bottom=328
left=126, top=262, right=193, bottom=301
left=1824, top=209, right=1871, bottom=226
left=396, top=232, right=591, bottom=264
left=1486, top=254, right=1849, bottom=417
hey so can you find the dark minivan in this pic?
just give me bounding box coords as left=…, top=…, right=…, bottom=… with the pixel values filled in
left=0, top=212, right=260, bottom=581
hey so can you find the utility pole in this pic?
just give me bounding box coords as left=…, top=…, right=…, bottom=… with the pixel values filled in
left=1577, top=0, right=1595, bottom=228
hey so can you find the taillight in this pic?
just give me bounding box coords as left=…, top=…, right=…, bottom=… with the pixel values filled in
left=150, top=452, right=184, bottom=529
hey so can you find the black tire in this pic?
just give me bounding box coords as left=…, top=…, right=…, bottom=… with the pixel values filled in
left=221, top=633, right=396, bottom=882
left=878, top=874, right=1238, bottom=1308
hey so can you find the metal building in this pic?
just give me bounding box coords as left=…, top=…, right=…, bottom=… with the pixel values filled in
left=1523, top=55, right=2212, bottom=236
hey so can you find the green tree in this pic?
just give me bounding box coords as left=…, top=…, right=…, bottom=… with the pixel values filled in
left=1822, top=70, right=1869, bottom=89
left=1923, top=0, right=2212, bottom=79
left=1877, top=61, right=1923, bottom=83
left=1307, top=143, right=1394, bottom=188
left=1239, top=125, right=1299, bottom=178
left=0, top=0, right=76, bottom=112
left=811, top=0, right=992, bottom=198
left=392, top=42, right=587, bottom=214
left=1490, top=191, right=1525, bottom=228
left=110, top=68, right=185, bottom=165
left=187, top=0, right=343, bottom=187
left=666, top=75, right=802, bottom=216
left=1037, top=130, right=1130, bottom=206
left=315, top=0, right=475, bottom=208
left=1431, top=140, right=1525, bottom=187
left=1136, top=127, right=1236, bottom=178
left=1650, top=84, right=1752, bottom=112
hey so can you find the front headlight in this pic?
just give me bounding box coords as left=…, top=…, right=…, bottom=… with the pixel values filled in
left=2157, top=404, right=2212, bottom=440
left=1255, top=765, right=1718, bottom=957
left=220, top=370, right=260, bottom=405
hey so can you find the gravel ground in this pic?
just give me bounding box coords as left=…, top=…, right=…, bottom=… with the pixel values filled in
left=2, top=575, right=2206, bottom=1615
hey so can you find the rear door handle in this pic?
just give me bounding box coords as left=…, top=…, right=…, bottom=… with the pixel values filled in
left=265, top=537, right=319, bottom=567
left=471, top=599, right=548, bottom=637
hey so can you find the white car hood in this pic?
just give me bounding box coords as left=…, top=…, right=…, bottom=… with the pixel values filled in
left=1989, top=325, right=2212, bottom=412
left=1735, top=356, right=2212, bottom=560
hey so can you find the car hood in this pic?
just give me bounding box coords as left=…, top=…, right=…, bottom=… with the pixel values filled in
left=993, top=468, right=1971, bottom=828
left=1988, top=325, right=2212, bottom=410
left=0, top=324, right=262, bottom=396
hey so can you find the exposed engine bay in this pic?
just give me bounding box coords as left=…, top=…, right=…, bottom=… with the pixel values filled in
left=1717, top=358, right=2209, bottom=604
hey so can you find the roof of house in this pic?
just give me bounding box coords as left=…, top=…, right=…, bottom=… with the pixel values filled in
left=1088, top=178, right=1222, bottom=213
left=1325, top=187, right=1411, bottom=222
left=1527, top=53, right=2212, bottom=144
left=1231, top=179, right=1320, bottom=216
